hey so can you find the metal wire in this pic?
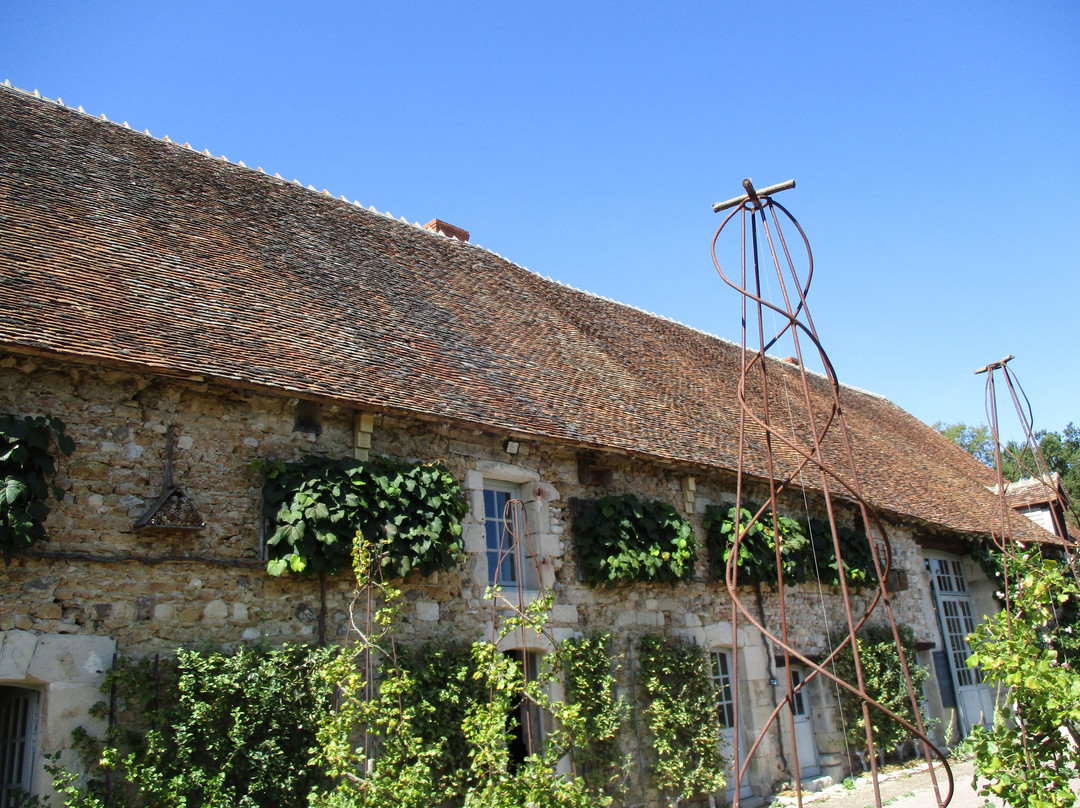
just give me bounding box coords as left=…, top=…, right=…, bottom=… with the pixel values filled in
left=711, top=179, right=952, bottom=807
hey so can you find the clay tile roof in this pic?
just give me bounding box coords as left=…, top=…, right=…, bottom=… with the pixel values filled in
left=0, top=85, right=1056, bottom=545
left=1001, top=474, right=1062, bottom=510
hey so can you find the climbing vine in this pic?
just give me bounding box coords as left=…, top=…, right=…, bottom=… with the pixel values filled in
left=558, top=633, right=630, bottom=797
left=807, top=517, right=879, bottom=588
left=637, top=634, right=727, bottom=802
left=573, top=494, right=697, bottom=585
left=832, top=624, right=930, bottom=760
left=43, top=644, right=338, bottom=808
left=703, top=502, right=878, bottom=589
left=311, top=535, right=604, bottom=808
left=0, top=413, right=75, bottom=563
left=703, top=502, right=809, bottom=585
left=258, top=455, right=467, bottom=578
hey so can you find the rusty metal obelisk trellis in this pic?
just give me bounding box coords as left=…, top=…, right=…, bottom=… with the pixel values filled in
left=710, top=180, right=951, bottom=806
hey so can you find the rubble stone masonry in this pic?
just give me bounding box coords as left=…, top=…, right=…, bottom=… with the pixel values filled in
left=0, top=352, right=959, bottom=800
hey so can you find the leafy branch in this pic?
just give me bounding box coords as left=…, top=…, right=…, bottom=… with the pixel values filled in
left=0, top=413, right=75, bottom=563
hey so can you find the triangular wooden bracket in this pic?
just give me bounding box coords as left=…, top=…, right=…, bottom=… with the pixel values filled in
left=135, top=426, right=206, bottom=531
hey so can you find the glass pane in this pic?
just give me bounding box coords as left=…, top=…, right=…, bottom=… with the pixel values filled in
left=790, top=670, right=806, bottom=716
left=0, top=688, right=37, bottom=799
left=711, top=652, right=736, bottom=729
left=485, top=488, right=517, bottom=585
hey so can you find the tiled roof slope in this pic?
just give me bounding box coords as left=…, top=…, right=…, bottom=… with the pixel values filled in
left=0, top=86, right=1049, bottom=543
left=1003, top=474, right=1062, bottom=510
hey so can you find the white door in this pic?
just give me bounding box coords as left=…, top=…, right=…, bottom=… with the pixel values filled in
left=788, top=667, right=820, bottom=778
left=927, top=555, right=995, bottom=735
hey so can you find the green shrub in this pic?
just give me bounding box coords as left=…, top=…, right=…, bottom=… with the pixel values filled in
left=637, top=634, right=726, bottom=800
left=67, top=644, right=339, bottom=808
left=966, top=553, right=1080, bottom=808
left=558, top=633, right=629, bottom=796
left=832, top=624, right=929, bottom=757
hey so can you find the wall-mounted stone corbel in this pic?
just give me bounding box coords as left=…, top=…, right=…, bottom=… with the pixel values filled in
left=354, top=411, right=374, bottom=461
left=681, top=476, right=696, bottom=513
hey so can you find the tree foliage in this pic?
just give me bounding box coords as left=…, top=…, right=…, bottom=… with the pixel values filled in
left=933, top=421, right=997, bottom=467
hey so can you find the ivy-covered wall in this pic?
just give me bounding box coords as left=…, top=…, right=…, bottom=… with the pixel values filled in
left=0, top=350, right=956, bottom=804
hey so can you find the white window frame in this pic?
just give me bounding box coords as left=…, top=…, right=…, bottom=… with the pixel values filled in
left=484, top=481, right=530, bottom=588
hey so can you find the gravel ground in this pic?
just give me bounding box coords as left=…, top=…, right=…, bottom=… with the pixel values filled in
left=766, top=758, right=1008, bottom=808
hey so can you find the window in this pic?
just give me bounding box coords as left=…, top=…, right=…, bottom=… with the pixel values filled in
left=0, top=687, right=39, bottom=805
left=710, top=649, right=754, bottom=799
left=927, top=557, right=982, bottom=686
left=932, top=558, right=968, bottom=594
left=710, top=651, right=736, bottom=729
left=483, top=482, right=537, bottom=589
left=941, top=598, right=982, bottom=686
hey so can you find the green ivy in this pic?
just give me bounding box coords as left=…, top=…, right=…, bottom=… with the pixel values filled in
left=311, top=539, right=602, bottom=808
left=832, top=624, right=931, bottom=759
left=572, top=494, right=697, bottom=585
left=637, top=634, right=727, bottom=801
left=394, top=642, right=488, bottom=798
left=703, top=502, right=810, bottom=585
left=807, top=517, right=878, bottom=588
left=702, top=502, right=878, bottom=589
left=55, top=645, right=338, bottom=808
left=0, top=414, right=75, bottom=563
left=259, top=455, right=467, bottom=577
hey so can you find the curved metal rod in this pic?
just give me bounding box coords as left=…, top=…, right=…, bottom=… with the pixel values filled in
left=710, top=188, right=951, bottom=807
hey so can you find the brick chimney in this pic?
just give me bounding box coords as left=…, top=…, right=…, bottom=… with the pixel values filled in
left=423, top=219, right=470, bottom=242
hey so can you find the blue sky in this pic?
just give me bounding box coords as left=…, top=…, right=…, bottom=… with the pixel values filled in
left=2, top=1, right=1077, bottom=443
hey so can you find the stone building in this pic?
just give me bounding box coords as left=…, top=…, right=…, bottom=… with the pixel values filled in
left=0, top=84, right=1057, bottom=804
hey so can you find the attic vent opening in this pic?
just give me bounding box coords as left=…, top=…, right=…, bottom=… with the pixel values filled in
left=135, top=427, right=205, bottom=532
left=577, top=454, right=613, bottom=486
left=423, top=219, right=470, bottom=242
left=293, top=400, right=322, bottom=436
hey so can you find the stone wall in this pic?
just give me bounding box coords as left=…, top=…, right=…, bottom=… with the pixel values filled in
left=0, top=351, right=983, bottom=804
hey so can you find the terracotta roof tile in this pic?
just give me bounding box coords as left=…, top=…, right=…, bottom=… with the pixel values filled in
left=0, top=85, right=1054, bottom=544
